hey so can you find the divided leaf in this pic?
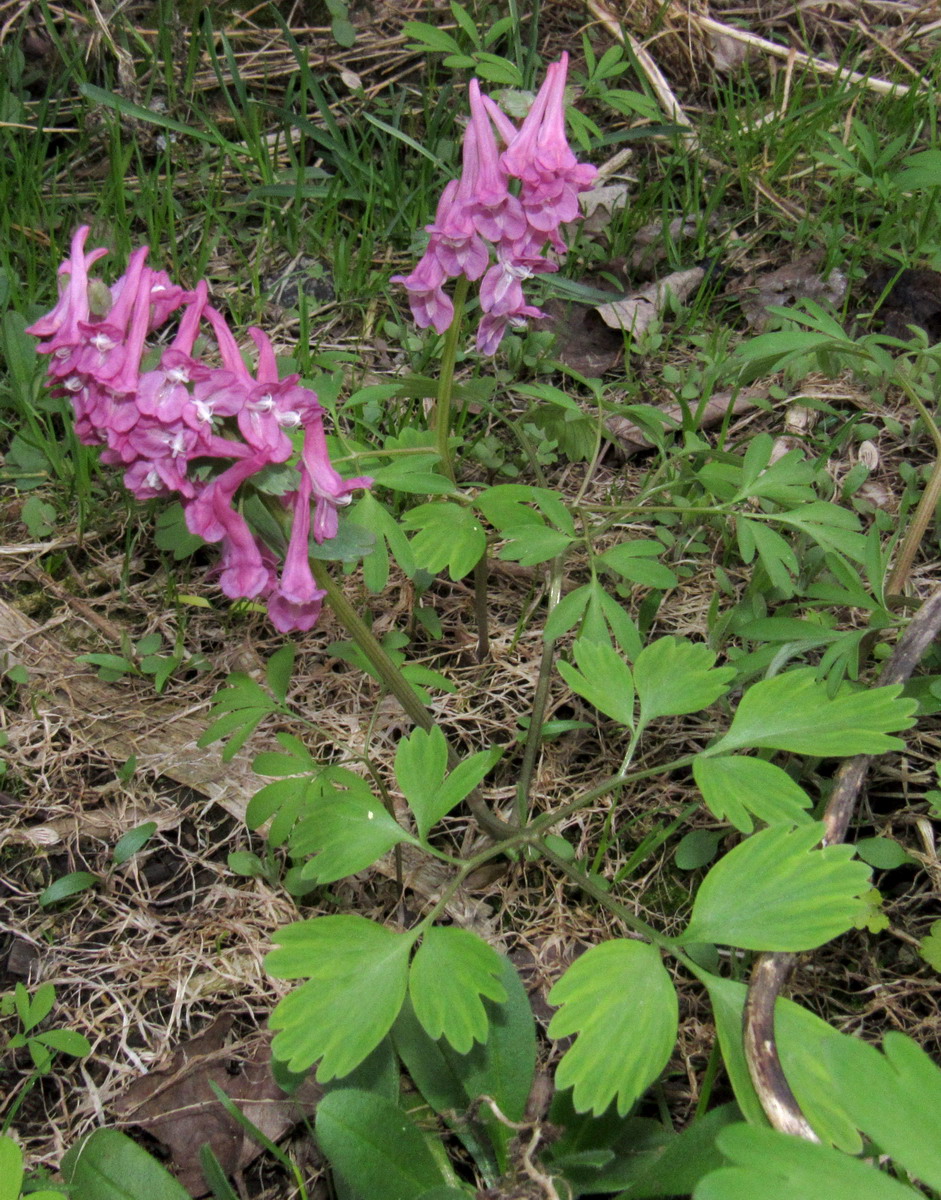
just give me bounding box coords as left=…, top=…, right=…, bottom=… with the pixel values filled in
left=633, top=637, right=735, bottom=728
left=396, top=726, right=500, bottom=840
left=548, top=939, right=678, bottom=1116
left=557, top=639, right=635, bottom=728
left=692, top=754, right=813, bottom=833
left=409, top=927, right=507, bottom=1053
left=824, top=1032, right=941, bottom=1192
left=266, top=916, right=415, bottom=1078
left=290, top=788, right=418, bottom=885
left=696, top=1123, right=920, bottom=1200
left=681, top=823, right=871, bottom=951
left=711, top=668, right=915, bottom=757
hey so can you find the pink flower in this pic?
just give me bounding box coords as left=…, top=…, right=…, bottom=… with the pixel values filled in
left=299, top=417, right=373, bottom=543
left=390, top=254, right=454, bottom=334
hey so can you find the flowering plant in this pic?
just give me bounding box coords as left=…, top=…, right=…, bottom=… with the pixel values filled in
left=26, top=228, right=371, bottom=633
left=392, top=52, right=597, bottom=354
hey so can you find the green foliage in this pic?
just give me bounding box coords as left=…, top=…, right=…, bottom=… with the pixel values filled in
left=1, top=983, right=90, bottom=1076
left=315, top=1090, right=460, bottom=1200
left=0, top=1133, right=67, bottom=1200
left=547, top=940, right=678, bottom=1116
left=408, top=928, right=506, bottom=1053
left=680, top=823, right=871, bottom=951
left=61, top=1128, right=191, bottom=1200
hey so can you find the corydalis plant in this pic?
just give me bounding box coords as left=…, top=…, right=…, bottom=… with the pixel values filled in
left=27, top=227, right=371, bottom=633
left=393, top=53, right=597, bottom=354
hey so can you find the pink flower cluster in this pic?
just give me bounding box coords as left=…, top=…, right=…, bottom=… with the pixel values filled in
left=392, top=53, right=596, bottom=354
left=27, top=227, right=371, bottom=633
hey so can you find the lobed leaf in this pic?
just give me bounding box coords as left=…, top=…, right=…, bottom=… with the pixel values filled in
left=557, top=639, right=635, bottom=729
left=634, top=637, right=735, bottom=728
left=548, top=939, right=678, bottom=1116
left=267, top=915, right=415, bottom=1078
left=692, top=754, right=813, bottom=833
left=409, top=927, right=507, bottom=1053
left=681, top=822, right=871, bottom=951
left=710, top=668, right=915, bottom=757
left=291, top=790, right=418, bottom=885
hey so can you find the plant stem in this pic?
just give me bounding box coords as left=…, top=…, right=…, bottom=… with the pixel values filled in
left=433, top=275, right=469, bottom=483
left=886, top=371, right=941, bottom=596
left=310, top=559, right=514, bottom=840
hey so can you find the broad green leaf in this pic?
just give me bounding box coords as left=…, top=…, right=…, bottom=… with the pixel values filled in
left=674, top=829, right=723, bottom=870
left=681, top=823, right=871, bottom=951
left=267, top=916, right=415, bottom=1078
left=291, top=790, right=417, bottom=884
left=634, top=637, right=735, bottom=728
left=710, top=668, right=915, bottom=757
left=692, top=755, right=813, bottom=833
left=498, top=523, right=573, bottom=566
left=557, top=639, right=636, bottom=728
left=745, top=520, right=799, bottom=593
left=599, top=539, right=678, bottom=589
left=0, top=1135, right=23, bottom=1200
left=409, top=928, right=506, bottom=1053
left=543, top=583, right=591, bottom=641
left=61, top=1128, right=191, bottom=1200
left=21, top=981, right=55, bottom=1031
left=824, top=1032, right=941, bottom=1191
left=548, top=940, right=678, bottom=1116
left=695, top=970, right=861, bottom=1150
left=34, top=1029, right=91, bottom=1057
left=112, top=822, right=157, bottom=866
left=854, top=837, right=915, bottom=869
left=695, top=1123, right=921, bottom=1200
left=351, top=491, right=417, bottom=590
left=402, top=502, right=486, bottom=579
left=316, top=1089, right=451, bottom=1200
left=393, top=955, right=536, bottom=1177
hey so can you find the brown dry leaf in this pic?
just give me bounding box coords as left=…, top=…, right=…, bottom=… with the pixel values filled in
left=580, top=181, right=631, bottom=233
left=629, top=214, right=719, bottom=273
left=734, top=253, right=847, bottom=330
left=594, top=267, right=705, bottom=337
left=541, top=298, right=624, bottom=376
left=862, top=266, right=941, bottom=341
left=114, top=1016, right=322, bottom=1196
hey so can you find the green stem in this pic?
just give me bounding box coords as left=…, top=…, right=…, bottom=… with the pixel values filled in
left=310, top=559, right=514, bottom=841
left=433, top=275, right=469, bottom=483
left=886, top=371, right=941, bottom=596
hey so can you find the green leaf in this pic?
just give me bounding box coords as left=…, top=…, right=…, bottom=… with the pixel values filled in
left=61, top=1128, right=191, bottom=1200
left=557, top=639, right=635, bottom=728
left=599, top=539, right=678, bottom=589
left=548, top=940, right=678, bottom=1115
left=112, top=822, right=157, bottom=866
left=543, top=583, right=591, bottom=642
left=696, top=1123, right=921, bottom=1200
left=681, top=823, right=871, bottom=950
left=692, top=755, right=814, bottom=833
left=919, top=920, right=941, bottom=971
left=498, top=523, right=573, bottom=566
left=402, top=502, right=486, bottom=579
left=316, top=1089, right=451, bottom=1200
left=291, top=789, right=417, bottom=885
left=0, top=1134, right=23, bottom=1200
left=21, top=981, right=55, bottom=1031
left=266, top=645, right=296, bottom=703
left=393, top=955, right=536, bottom=1177
left=38, top=871, right=98, bottom=907
left=267, top=916, right=415, bottom=1078
left=695, top=970, right=861, bottom=1150
left=33, top=1029, right=91, bottom=1057
left=710, top=669, right=915, bottom=757
left=634, top=638, right=735, bottom=728
left=409, top=928, right=506, bottom=1053
left=824, top=1032, right=941, bottom=1191
left=674, top=829, right=723, bottom=870
left=854, top=837, right=915, bottom=870
left=395, top=727, right=499, bottom=841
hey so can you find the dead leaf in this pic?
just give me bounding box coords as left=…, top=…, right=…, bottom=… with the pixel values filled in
left=541, top=298, right=624, bottom=376
left=733, top=253, right=847, bottom=330
left=630, top=215, right=719, bottom=273
left=580, top=182, right=631, bottom=233
left=595, top=267, right=705, bottom=336
left=114, top=1016, right=322, bottom=1196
